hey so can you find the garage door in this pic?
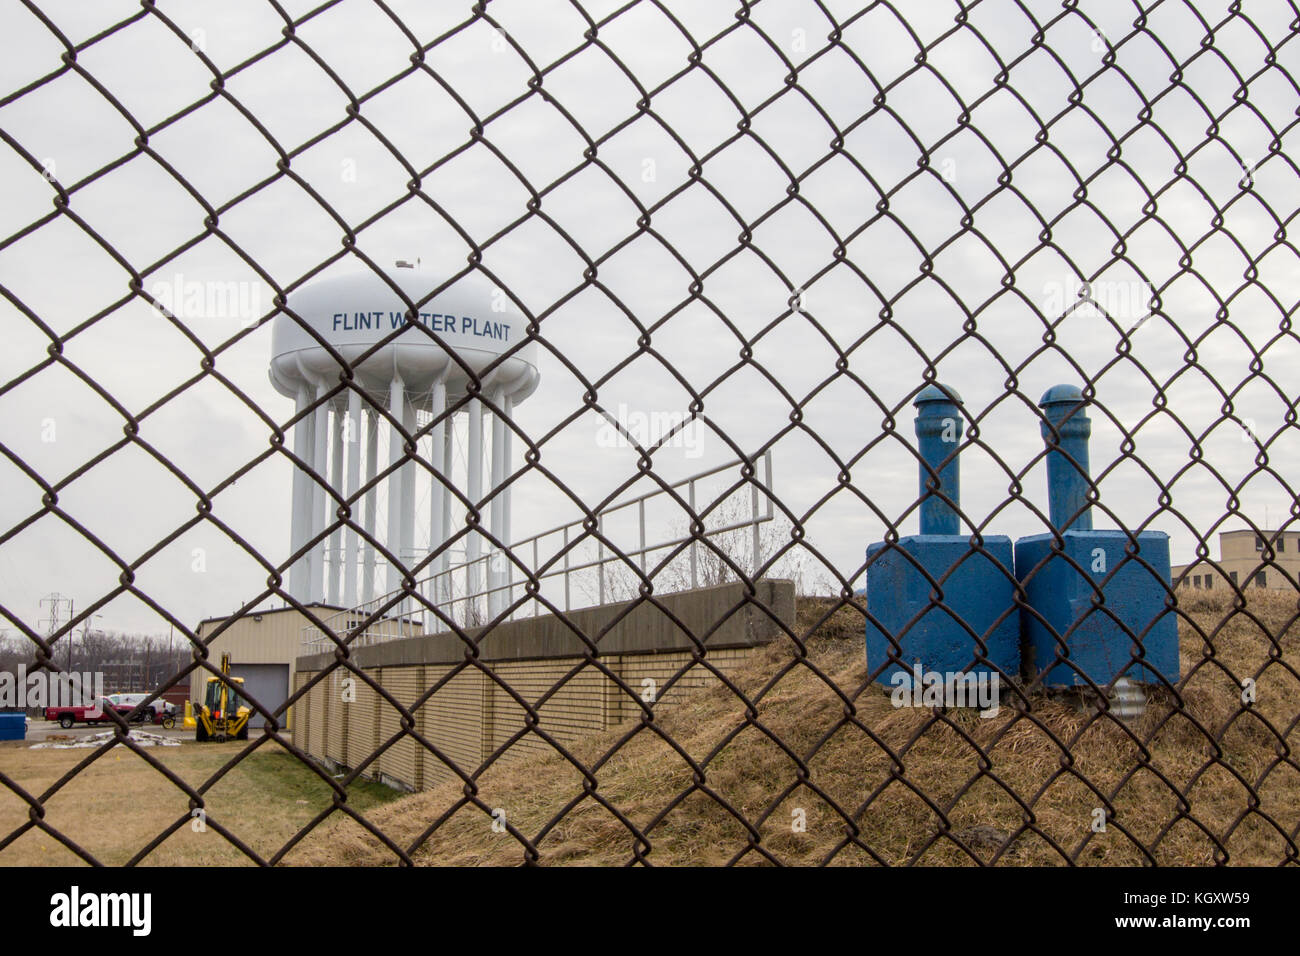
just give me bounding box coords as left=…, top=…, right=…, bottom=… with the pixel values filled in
left=231, top=663, right=290, bottom=730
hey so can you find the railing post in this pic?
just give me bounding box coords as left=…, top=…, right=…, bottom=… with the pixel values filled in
left=563, top=525, right=572, bottom=612
left=689, top=479, right=698, bottom=590
left=764, top=450, right=774, bottom=513
left=639, top=499, right=647, bottom=573
left=597, top=514, right=606, bottom=605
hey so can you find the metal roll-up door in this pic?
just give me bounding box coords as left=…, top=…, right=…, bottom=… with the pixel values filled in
left=231, top=663, right=290, bottom=730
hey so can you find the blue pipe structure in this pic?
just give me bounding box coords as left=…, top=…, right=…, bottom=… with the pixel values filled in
left=915, top=384, right=962, bottom=536
left=865, top=384, right=1019, bottom=688
left=1016, top=385, right=1180, bottom=688
left=1039, top=384, right=1094, bottom=532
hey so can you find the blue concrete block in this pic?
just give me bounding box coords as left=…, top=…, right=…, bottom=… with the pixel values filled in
left=865, top=535, right=1020, bottom=684
left=1016, top=529, right=1179, bottom=688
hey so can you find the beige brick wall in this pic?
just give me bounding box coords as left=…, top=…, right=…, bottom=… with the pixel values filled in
left=420, top=664, right=485, bottom=787
left=325, top=670, right=348, bottom=765
left=294, top=645, right=766, bottom=792
left=346, top=669, right=380, bottom=774
left=291, top=671, right=309, bottom=753
left=378, top=666, right=424, bottom=790
left=607, top=647, right=757, bottom=725
left=306, top=673, right=327, bottom=758
left=486, top=659, right=611, bottom=763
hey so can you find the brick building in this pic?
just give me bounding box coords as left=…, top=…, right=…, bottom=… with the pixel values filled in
left=1172, top=529, right=1300, bottom=593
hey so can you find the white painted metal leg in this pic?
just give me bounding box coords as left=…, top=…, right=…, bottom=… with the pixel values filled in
left=386, top=375, right=405, bottom=596
left=363, top=406, right=378, bottom=605
left=428, top=379, right=447, bottom=610
left=289, top=384, right=313, bottom=601
left=327, top=403, right=344, bottom=607
left=440, top=415, right=454, bottom=606
left=400, top=392, right=417, bottom=621
left=311, top=383, right=330, bottom=604
left=489, top=389, right=506, bottom=617
left=344, top=389, right=362, bottom=608
left=502, top=394, right=513, bottom=611
left=467, top=396, right=483, bottom=621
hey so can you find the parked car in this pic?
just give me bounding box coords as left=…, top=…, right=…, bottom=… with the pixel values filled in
left=44, top=697, right=130, bottom=729
left=107, top=693, right=167, bottom=721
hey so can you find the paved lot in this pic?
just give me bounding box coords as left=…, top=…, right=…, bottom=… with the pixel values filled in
left=19, top=719, right=192, bottom=743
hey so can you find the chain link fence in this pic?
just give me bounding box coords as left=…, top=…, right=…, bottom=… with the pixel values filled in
left=1, top=0, right=1297, bottom=866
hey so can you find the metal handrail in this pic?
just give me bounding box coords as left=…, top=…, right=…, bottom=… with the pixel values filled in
left=302, top=451, right=775, bottom=651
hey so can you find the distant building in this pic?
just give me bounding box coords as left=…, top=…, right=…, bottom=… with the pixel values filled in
left=1172, top=529, right=1300, bottom=593
left=192, top=604, right=343, bottom=732
left=192, top=603, right=420, bottom=730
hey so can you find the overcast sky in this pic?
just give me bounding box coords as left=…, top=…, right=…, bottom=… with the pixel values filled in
left=1, top=0, right=1296, bottom=640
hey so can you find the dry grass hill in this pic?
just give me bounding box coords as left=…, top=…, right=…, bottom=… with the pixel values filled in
left=289, top=587, right=1299, bottom=866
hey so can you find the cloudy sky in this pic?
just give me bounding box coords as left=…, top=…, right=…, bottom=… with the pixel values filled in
left=0, top=0, right=1296, bottom=640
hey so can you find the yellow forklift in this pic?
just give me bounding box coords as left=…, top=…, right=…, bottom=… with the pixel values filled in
left=194, top=653, right=252, bottom=742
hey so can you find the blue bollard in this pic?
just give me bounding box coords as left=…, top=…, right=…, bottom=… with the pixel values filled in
left=865, top=385, right=1020, bottom=687
left=1016, top=386, right=1180, bottom=689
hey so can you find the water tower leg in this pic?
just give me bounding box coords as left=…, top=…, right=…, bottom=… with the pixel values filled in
left=440, top=418, right=454, bottom=606
left=502, top=393, right=514, bottom=609
left=289, top=383, right=313, bottom=602
left=386, top=375, right=406, bottom=597
left=400, top=393, right=417, bottom=620
left=327, top=403, right=345, bottom=607
left=310, top=382, right=330, bottom=605
left=428, top=379, right=447, bottom=612
left=489, top=388, right=506, bottom=617
left=344, top=389, right=362, bottom=609
left=363, top=407, right=378, bottom=605
left=467, top=398, right=483, bottom=622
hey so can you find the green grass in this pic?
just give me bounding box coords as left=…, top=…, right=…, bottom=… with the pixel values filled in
left=0, top=739, right=405, bottom=866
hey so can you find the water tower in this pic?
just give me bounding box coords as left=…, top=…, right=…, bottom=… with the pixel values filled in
left=269, top=267, right=539, bottom=622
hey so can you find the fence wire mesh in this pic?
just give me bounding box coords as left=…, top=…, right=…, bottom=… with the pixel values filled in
left=0, top=0, right=1298, bottom=866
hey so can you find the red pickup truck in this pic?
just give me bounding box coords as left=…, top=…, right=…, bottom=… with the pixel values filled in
left=44, top=698, right=131, bottom=729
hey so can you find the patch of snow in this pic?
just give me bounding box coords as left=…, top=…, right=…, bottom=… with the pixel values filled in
left=30, top=730, right=181, bottom=749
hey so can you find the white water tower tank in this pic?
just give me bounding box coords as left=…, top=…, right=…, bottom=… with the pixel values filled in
left=269, top=267, right=539, bottom=619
